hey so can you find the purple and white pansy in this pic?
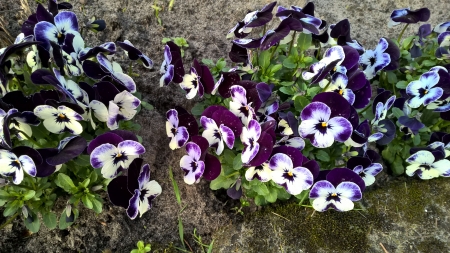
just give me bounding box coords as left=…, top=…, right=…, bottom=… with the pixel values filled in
left=89, top=136, right=145, bottom=179
left=229, top=85, right=256, bottom=126
left=309, top=180, right=362, bottom=212
left=302, top=46, right=345, bottom=84
left=388, top=7, right=430, bottom=28
left=180, top=142, right=205, bottom=185
left=359, top=38, right=391, bottom=80
left=406, top=150, right=450, bottom=179
left=240, top=119, right=262, bottom=164
left=324, top=72, right=355, bottom=105
left=33, top=104, right=83, bottom=135
left=33, top=7, right=81, bottom=50
left=0, top=147, right=40, bottom=185
left=269, top=153, right=314, bottom=195
left=347, top=156, right=383, bottom=186
left=160, top=45, right=175, bottom=87
left=107, top=158, right=161, bottom=219
left=406, top=70, right=442, bottom=108
left=299, top=101, right=352, bottom=148
left=96, top=54, right=137, bottom=93
left=126, top=161, right=161, bottom=219
left=180, top=67, right=203, bottom=99
left=166, top=109, right=189, bottom=150
left=107, top=90, right=141, bottom=130
left=245, top=161, right=272, bottom=182
left=117, top=40, right=153, bottom=69
left=201, top=116, right=235, bottom=155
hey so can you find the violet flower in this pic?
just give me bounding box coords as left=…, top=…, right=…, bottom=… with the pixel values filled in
left=406, top=150, right=450, bottom=179
left=107, top=90, right=140, bottom=130
left=0, top=147, right=40, bottom=185
left=406, top=70, right=442, bottom=108
left=160, top=45, right=175, bottom=87
left=438, top=32, right=450, bottom=47
left=78, top=42, right=116, bottom=61
left=229, top=85, right=256, bottom=126
left=388, top=8, right=430, bottom=28
left=347, top=156, right=383, bottom=186
left=226, top=2, right=276, bottom=38
left=33, top=104, right=83, bottom=135
left=323, top=72, right=355, bottom=105
left=359, top=38, right=392, bottom=79
left=180, top=142, right=205, bottom=185
left=97, top=54, right=136, bottom=93
left=117, top=40, right=153, bottom=68
left=166, top=109, right=189, bottom=150
left=434, top=22, right=450, bottom=34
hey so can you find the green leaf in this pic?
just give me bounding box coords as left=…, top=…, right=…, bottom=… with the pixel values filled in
left=282, top=56, right=297, bottom=69
left=55, top=173, right=76, bottom=193
left=265, top=188, right=277, bottom=203
left=73, top=155, right=91, bottom=167
left=294, top=96, right=310, bottom=112
left=210, top=175, right=235, bottom=190
left=216, top=58, right=226, bottom=70
left=258, top=50, right=271, bottom=70
left=280, top=81, right=295, bottom=86
left=82, top=195, right=93, bottom=209
left=141, top=101, right=154, bottom=110
left=22, top=190, right=35, bottom=201
left=269, top=64, right=282, bottom=73
left=386, top=71, right=397, bottom=84
left=392, top=155, right=405, bottom=176
left=254, top=195, right=267, bottom=206
left=396, top=80, right=409, bottom=89
left=233, top=154, right=242, bottom=170
left=89, top=170, right=98, bottom=185
left=402, top=35, right=415, bottom=49
left=178, top=217, right=185, bottom=248
left=307, top=87, right=321, bottom=97
left=24, top=211, right=41, bottom=233
left=202, top=59, right=214, bottom=66
left=191, top=103, right=205, bottom=116
left=279, top=86, right=295, bottom=95
left=297, top=33, right=312, bottom=51
left=392, top=107, right=404, bottom=118
left=422, top=60, right=436, bottom=66
left=169, top=167, right=182, bottom=206
left=0, top=199, right=6, bottom=206
left=3, top=202, right=19, bottom=217
left=316, top=150, right=330, bottom=162
left=254, top=183, right=269, bottom=196
left=413, top=134, right=421, bottom=146
left=43, top=212, right=57, bottom=229
left=91, top=197, right=103, bottom=214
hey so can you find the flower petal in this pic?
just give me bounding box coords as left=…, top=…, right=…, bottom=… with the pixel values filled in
left=336, top=182, right=362, bottom=201
left=118, top=140, right=145, bottom=156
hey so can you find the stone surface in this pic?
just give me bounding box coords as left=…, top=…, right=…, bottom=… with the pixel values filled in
left=0, top=0, right=449, bottom=252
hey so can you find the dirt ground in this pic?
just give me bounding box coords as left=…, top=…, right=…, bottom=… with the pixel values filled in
left=1, top=0, right=450, bottom=252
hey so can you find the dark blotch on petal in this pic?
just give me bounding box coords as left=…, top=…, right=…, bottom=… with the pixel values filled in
left=108, top=176, right=133, bottom=208
left=327, top=167, right=365, bottom=191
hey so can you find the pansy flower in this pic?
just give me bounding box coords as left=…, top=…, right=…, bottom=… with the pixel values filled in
left=78, top=42, right=116, bottom=61
left=388, top=8, right=430, bottom=28
left=166, top=109, right=189, bottom=150
left=275, top=136, right=305, bottom=150
left=0, top=146, right=41, bottom=185
left=258, top=101, right=278, bottom=123
left=245, top=161, right=272, bottom=182
left=372, top=95, right=396, bottom=125
left=240, top=120, right=273, bottom=166
left=302, top=46, right=346, bottom=84
left=97, top=54, right=137, bottom=93
left=269, top=153, right=313, bottom=195
left=179, top=67, right=202, bottom=99
left=324, top=72, right=355, bottom=105
left=77, top=85, right=108, bottom=130
left=347, top=156, right=383, bottom=186
left=107, top=90, right=140, bottom=130
left=34, top=7, right=81, bottom=50
left=117, top=40, right=153, bottom=68
left=33, top=104, right=83, bottom=135
left=227, top=2, right=276, bottom=38
left=259, top=17, right=303, bottom=50
left=0, top=108, right=40, bottom=142
left=359, top=38, right=392, bottom=80
left=406, top=70, right=442, bottom=108
left=107, top=158, right=161, bottom=219
left=309, top=168, right=364, bottom=212
left=201, top=116, right=235, bottom=156
left=160, top=45, right=175, bottom=87
left=438, top=32, right=450, bottom=47
left=434, top=22, right=450, bottom=34
left=299, top=101, right=352, bottom=148
left=229, top=85, right=256, bottom=126
left=406, top=150, right=450, bottom=179
left=276, top=3, right=322, bottom=35
left=126, top=161, right=161, bottom=219
left=90, top=135, right=145, bottom=179
left=180, top=142, right=205, bottom=185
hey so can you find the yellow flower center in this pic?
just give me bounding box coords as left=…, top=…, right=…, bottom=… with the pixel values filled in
left=15, top=160, right=20, bottom=165
left=331, top=193, right=337, bottom=197
left=58, top=113, right=66, bottom=119
left=57, top=33, right=63, bottom=38
left=287, top=171, right=293, bottom=177
left=116, top=153, right=122, bottom=158
left=424, top=90, right=428, bottom=94
left=321, top=122, right=327, bottom=127
left=339, top=89, right=344, bottom=95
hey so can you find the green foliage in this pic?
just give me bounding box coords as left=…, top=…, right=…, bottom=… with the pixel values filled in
left=162, top=37, right=189, bottom=57
left=131, top=241, right=152, bottom=253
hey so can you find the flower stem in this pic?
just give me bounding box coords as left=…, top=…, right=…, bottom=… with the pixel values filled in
left=15, top=130, right=43, bottom=148
left=225, top=171, right=240, bottom=178
left=0, top=212, right=19, bottom=230
left=128, top=62, right=133, bottom=76
left=358, top=103, right=371, bottom=115
left=288, top=31, right=297, bottom=55
left=397, top=24, right=409, bottom=43
left=263, top=25, right=266, bottom=35
left=269, top=44, right=279, bottom=60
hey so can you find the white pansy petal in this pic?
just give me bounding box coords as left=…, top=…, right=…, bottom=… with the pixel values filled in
left=0, top=151, right=17, bottom=175
left=336, top=182, right=362, bottom=201
left=90, top=100, right=108, bottom=122
left=220, top=125, right=235, bottom=150
left=312, top=197, right=331, bottom=212
left=362, top=174, right=376, bottom=186
left=405, top=164, right=421, bottom=176
left=230, top=85, right=248, bottom=105
left=118, top=140, right=146, bottom=156
left=34, top=105, right=58, bottom=119
left=312, top=130, right=335, bottom=148
left=332, top=197, right=355, bottom=212
left=65, top=120, right=83, bottom=135
left=43, top=119, right=65, bottom=134
left=418, top=168, right=441, bottom=180
left=241, top=141, right=259, bottom=164
left=433, top=159, right=450, bottom=176
left=19, top=155, right=36, bottom=177
left=101, top=159, right=121, bottom=179
left=309, top=180, right=335, bottom=198
left=406, top=150, right=435, bottom=164
left=299, top=119, right=319, bottom=137
left=107, top=101, right=120, bottom=130
left=269, top=153, right=293, bottom=171
left=12, top=167, right=24, bottom=185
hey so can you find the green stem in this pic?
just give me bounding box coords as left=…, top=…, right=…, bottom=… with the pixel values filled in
left=316, top=43, right=322, bottom=60
left=263, top=25, right=266, bottom=36
left=321, top=81, right=331, bottom=93
left=288, top=31, right=297, bottom=55
left=15, top=130, right=43, bottom=148
left=358, top=103, right=371, bottom=115
left=0, top=212, right=19, bottom=230
left=397, top=24, right=409, bottom=43
left=225, top=171, right=240, bottom=178
left=128, top=62, right=133, bottom=76
left=269, top=44, right=279, bottom=60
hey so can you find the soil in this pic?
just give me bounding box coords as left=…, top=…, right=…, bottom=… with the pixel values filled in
left=1, top=0, right=450, bottom=252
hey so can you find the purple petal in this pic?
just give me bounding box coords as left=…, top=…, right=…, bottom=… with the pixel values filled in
left=269, top=153, right=293, bottom=171
left=376, top=119, right=396, bottom=145
left=46, top=136, right=87, bottom=165
left=54, top=11, right=79, bottom=32
left=302, top=159, right=320, bottom=179
left=87, top=132, right=123, bottom=154
left=352, top=80, right=372, bottom=109
left=391, top=8, right=430, bottom=24
left=328, top=117, right=352, bottom=142
left=36, top=4, right=54, bottom=23
left=336, top=182, right=362, bottom=201
left=326, top=167, right=366, bottom=192
left=312, top=92, right=351, bottom=118
left=190, top=136, right=210, bottom=161
left=203, top=153, right=221, bottom=181
left=127, top=158, right=144, bottom=192
left=127, top=189, right=140, bottom=219
left=107, top=176, right=133, bottom=208
left=309, top=180, right=335, bottom=199
left=272, top=146, right=304, bottom=168
left=34, top=21, right=58, bottom=50
left=220, top=125, right=235, bottom=149
left=35, top=148, right=58, bottom=177
left=248, top=132, right=273, bottom=167
left=185, top=142, right=202, bottom=160
left=227, top=182, right=243, bottom=199
left=300, top=102, right=331, bottom=121
left=82, top=60, right=108, bottom=80
left=347, top=156, right=371, bottom=171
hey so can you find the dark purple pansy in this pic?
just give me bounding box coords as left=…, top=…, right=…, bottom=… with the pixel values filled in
left=213, top=69, right=241, bottom=98
left=78, top=42, right=116, bottom=61
left=117, top=40, right=153, bottom=68
left=96, top=54, right=136, bottom=93
left=276, top=3, right=322, bottom=35
left=302, top=46, right=345, bottom=84
left=347, top=156, right=383, bottom=186
left=388, top=8, right=430, bottom=27
left=190, top=135, right=221, bottom=181
left=241, top=119, right=274, bottom=167
left=259, top=17, right=303, bottom=50
left=227, top=178, right=243, bottom=199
